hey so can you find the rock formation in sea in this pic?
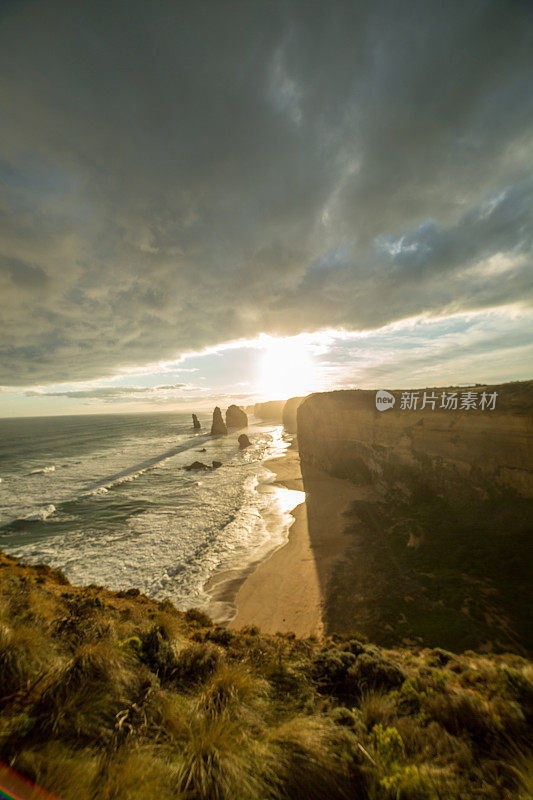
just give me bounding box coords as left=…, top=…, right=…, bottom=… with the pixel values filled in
left=212, top=460, right=222, bottom=468
left=226, top=404, right=248, bottom=428
left=184, top=461, right=209, bottom=471
left=192, top=413, right=201, bottom=429
left=210, top=407, right=227, bottom=435
left=238, top=433, right=251, bottom=448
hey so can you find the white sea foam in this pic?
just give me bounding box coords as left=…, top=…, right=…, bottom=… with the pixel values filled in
left=1, top=418, right=296, bottom=615
left=29, top=466, right=56, bottom=475
left=24, top=504, right=56, bottom=521
left=80, top=486, right=109, bottom=498
left=101, top=470, right=145, bottom=489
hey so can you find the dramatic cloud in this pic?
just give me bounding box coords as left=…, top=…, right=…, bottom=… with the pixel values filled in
left=0, top=0, right=532, bottom=386
left=24, top=384, right=186, bottom=399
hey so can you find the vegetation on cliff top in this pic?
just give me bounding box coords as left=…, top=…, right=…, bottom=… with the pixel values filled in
left=0, top=552, right=531, bottom=800
left=326, top=489, right=532, bottom=654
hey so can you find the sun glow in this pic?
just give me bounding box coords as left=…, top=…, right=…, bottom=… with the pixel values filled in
left=258, top=338, right=319, bottom=400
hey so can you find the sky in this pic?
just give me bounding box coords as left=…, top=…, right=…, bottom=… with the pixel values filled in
left=0, top=0, right=532, bottom=417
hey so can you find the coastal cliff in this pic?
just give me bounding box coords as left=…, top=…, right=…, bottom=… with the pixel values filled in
left=297, top=382, right=533, bottom=498
left=254, top=400, right=285, bottom=421
left=282, top=395, right=305, bottom=433
left=296, top=382, right=533, bottom=653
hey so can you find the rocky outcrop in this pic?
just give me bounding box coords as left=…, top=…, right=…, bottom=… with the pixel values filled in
left=184, top=461, right=209, bottom=471
left=212, top=460, right=222, bottom=468
left=192, top=413, right=201, bottom=429
left=226, top=405, right=248, bottom=428
left=210, top=407, right=227, bottom=436
left=282, top=396, right=306, bottom=433
left=254, top=400, right=285, bottom=421
left=297, top=382, right=533, bottom=498
left=238, top=434, right=251, bottom=448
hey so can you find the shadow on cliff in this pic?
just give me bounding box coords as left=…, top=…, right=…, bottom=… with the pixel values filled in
left=301, top=458, right=533, bottom=656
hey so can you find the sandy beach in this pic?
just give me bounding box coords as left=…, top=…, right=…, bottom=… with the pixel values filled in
left=206, top=443, right=365, bottom=637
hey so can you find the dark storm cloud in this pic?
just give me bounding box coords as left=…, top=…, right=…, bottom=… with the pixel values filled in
left=0, top=0, right=532, bottom=384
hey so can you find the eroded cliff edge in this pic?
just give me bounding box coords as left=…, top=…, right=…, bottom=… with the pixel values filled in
left=297, top=382, right=533, bottom=653
left=297, top=382, right=533, bottom=499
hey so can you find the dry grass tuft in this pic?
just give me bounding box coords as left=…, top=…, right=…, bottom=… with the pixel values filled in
left=199, top=663, right=266, bottom=715
left=172, top=713, right=265, bottom=800
left=359, top=690, right=397, bottom=730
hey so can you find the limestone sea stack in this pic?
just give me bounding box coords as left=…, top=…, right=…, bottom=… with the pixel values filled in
left=192, top=413, right=201, bottom=429
left=226, top=404, right=248, bottom=428
left=210, top=406, right=227, bottom=435
left=238, top=433, right=251, bottom=448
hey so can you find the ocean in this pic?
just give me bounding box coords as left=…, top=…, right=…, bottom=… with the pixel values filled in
left=0, top=412, right=303, bottom=615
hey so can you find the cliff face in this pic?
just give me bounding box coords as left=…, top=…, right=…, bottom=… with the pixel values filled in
left=297, top=382, right=533, bottom=651
left=254, top=400, right=285, bottom=421
left=282, top=396, right=305, bottom=433
left=298, top=382, right=533, bottom=499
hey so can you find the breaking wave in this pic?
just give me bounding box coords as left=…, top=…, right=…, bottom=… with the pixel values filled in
left=23, top=504, right=56, bottom=521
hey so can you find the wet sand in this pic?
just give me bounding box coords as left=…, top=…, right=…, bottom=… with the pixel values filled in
left=206, top=444, right=364, bottom=637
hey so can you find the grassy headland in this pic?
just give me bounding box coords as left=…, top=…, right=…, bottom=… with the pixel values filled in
left=0, top=552, right=531, bottom=800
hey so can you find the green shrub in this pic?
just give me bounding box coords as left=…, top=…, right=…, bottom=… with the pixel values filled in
left=312, top=647, right=358, bottom=698
left=423, top=690, right=491, bottom=746
left=173, top=642, right=222, bottom=686
left=206, top=626, right=235, bottom=646
left=184, top=608, right=213, bottom=627
left=379, top=764, right=433, bottom=800
left=268, top=716, right=366, bottom=800
left=265, top=657, right=308, bottom=699
left=370, top=723, right=404, bottom=766
left=349, top=652, right=405, bottom=694
left=329, top=706, right=363, bottom=733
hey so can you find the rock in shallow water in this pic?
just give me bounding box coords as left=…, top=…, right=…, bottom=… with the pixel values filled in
left=238, top=434, right=251, bottom=448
